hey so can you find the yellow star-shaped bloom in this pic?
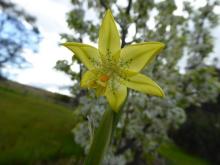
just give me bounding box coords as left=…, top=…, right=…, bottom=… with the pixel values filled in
left=62, top=10, right=165, bottom=112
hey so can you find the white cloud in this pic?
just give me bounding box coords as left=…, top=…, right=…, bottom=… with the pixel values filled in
left=12, top=0, right=71, bottom=33
left=9, top=0, right=74, bottom=95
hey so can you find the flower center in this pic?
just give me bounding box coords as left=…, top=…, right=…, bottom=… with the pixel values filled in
left=99, top=74, right=109, bottom=82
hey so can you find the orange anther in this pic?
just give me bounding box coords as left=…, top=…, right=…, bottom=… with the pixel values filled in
left=100, top=74, right=109, bottom=82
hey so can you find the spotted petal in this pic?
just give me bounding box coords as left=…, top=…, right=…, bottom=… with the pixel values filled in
left=81, top=70, right=99, bottom=88
left=62, top=42, right=101, bottom=70
left=98, top=10, right=121, bottom=62
left=119, top=42, right=165, bottom=72
left=122, top=73, right=164, bottom=97
left=105, top=82, right=127, bottom=112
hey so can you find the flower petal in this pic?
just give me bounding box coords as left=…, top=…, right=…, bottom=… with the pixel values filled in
left=62, top=42, right=101, bottom=70
left=119, top=42, right=165, bottom=72
left=105, top=82, right=127, bottom=112
left=122, top=73, right=164, bottom=97
left=98, top=10, right=121, bottom=62
left=81, top=70, right=99, bottom=88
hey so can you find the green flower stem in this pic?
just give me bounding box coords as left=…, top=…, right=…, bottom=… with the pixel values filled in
left=84, top=92, right=129, bottom=165
left=84, top=107, right=115, bottom=165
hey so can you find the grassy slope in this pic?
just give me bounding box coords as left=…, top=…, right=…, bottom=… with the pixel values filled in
left=0, top=80, right=82, bottom=165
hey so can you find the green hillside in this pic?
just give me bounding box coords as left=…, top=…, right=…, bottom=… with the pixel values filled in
left=0, top=80, right=83, bottom=165
left=158, top=142, right=209, bottom=165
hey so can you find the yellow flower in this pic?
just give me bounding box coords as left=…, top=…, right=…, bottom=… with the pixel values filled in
left=62, top=10, right=165, bottom=112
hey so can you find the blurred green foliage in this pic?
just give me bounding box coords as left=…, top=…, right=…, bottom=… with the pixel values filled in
left=0, top=80, right=83, bottom=165
left=0, top=80, right=212, bottom=165
left=56, top=0, right=220, bottom=164
left=171, top=94, right=220, bottom=165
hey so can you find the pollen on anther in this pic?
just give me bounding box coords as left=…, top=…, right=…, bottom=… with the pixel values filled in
left=100, top=74, right=109, bottom=82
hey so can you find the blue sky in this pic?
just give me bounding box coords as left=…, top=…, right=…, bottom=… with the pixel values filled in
left=4, top=0, right=220, bottom=95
